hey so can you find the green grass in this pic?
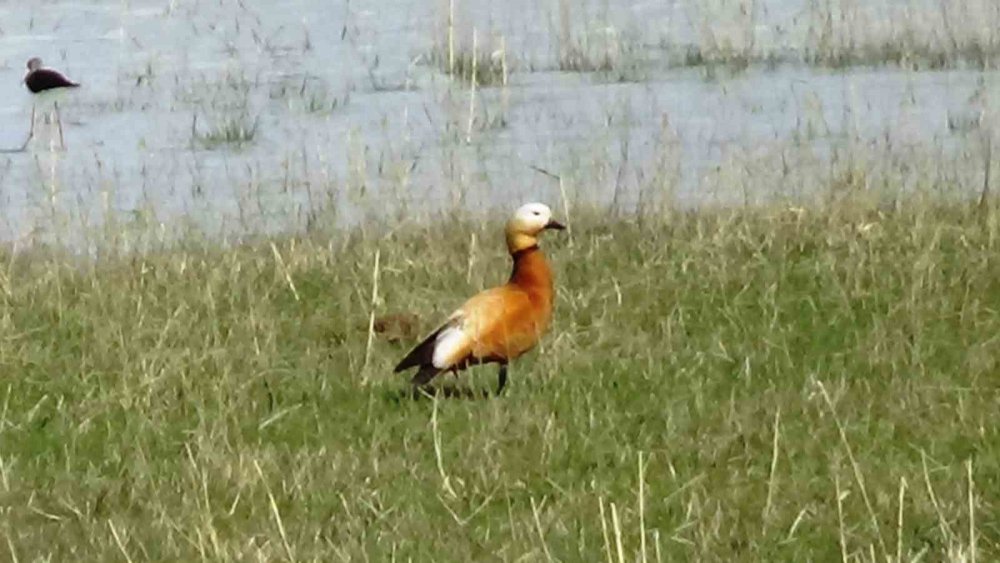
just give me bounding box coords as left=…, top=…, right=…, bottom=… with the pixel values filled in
left=193, top=112, right=260, bottom=149
left=0, top=197, right=998, bottom=560
left=429, top=46, right=508, bottom=88
left=556, top=42, right=648, bottom=83
left=652, top=0, right=1000, bottom=73
left=269, top=77, right=344, bottom=115
left=658, top=31, right=1000, bottom=74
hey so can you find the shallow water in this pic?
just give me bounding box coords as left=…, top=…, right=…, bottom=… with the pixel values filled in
left=0, top=0, right=996, bottom=246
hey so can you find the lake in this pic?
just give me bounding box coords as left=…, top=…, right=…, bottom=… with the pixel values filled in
left=0, top=0, right=997, bottom=246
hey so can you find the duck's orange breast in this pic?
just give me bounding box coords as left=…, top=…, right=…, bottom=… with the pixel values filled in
left=461, top=287, right=547, bottom=362
left=436, top=247, right=556, bottom=368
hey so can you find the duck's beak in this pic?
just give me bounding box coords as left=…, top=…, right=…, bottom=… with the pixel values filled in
left=545, top=219, right=566, bottom=230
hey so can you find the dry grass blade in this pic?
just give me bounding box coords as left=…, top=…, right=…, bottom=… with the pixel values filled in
left=817, top=380, right=889, bottom=560
left=968, top=459, right=976, bottom=563
left=762, top=407, right=781, bottom=534
left=254, top=460, right=296, bottom=562
left=269, top=242, right=300, bottom=302
left=611, top=501, right=625, bottom=563
left=638, top=451, right=648, bottom=563
left=108, top=521, right=135, bottom=563
left=530, top=496, right=554, bottom=562
left=599, top=497, right=614, bottom=563
left=897, top=477, right=907, bottom=563
left=362, top=248, right=381, bottom=378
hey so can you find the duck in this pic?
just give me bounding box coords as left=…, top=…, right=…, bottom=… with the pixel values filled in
left=394, top=202, right=565, bottom=394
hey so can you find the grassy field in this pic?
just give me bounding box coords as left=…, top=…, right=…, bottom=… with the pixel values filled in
left=0, top=193, right=995, bottom=561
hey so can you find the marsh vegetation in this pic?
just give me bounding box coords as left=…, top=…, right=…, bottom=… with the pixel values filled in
left=0, top=0, right=997, bottom=560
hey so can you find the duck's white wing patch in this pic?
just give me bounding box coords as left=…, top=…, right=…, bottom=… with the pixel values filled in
left=431, top=317, right=469, bottom=369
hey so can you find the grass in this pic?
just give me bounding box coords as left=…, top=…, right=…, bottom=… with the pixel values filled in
left=653, top=0, right=1000, bottom=73
left=269, top=77, right=344, bottom=115
left=421, top=0, right=1000, bottom=78
left=428, top=0, right=508, bottom=87
left=192, top=112, right=260, bottom=149
left=550, top=0, right=647, bottom=82
left=0, top=193, right=998, bottom=560
left=428, top=36, right=509, bottom=88
left=801, top=0, right=1000, bottom=70
left=556, top=40, right=647, bottom=83
left=5, top=2, right=1000, bottom=559
left=429, top=46, right=508, bottom=88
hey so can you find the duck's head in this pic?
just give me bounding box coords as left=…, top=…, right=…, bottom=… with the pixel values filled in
left=505, top=202, right=565, bottom=253
left=26, top=58, right=43, bottom=72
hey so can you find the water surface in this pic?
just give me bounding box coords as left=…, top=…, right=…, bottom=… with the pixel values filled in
left=0, top=0, right=995, bottom=246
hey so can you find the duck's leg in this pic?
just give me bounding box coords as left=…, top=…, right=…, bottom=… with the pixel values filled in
left=20, top=104, right=36, bottom=150
left=496, top=363, right=509, bottom=395
left=54, top=102, right=66, bottom=150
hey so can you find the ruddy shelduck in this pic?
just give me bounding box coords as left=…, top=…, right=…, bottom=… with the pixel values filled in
left=394, top=202, right=565, bottom=394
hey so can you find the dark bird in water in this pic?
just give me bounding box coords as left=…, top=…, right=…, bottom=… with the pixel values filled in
left=22, top=58, right=80, bottom=149
left=24, top=57, right=80, bottom=93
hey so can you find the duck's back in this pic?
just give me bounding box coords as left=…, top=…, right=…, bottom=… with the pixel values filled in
left=25, top=69, right=79, bottom=93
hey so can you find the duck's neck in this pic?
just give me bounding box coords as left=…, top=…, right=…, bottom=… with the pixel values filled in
left=509, top=246, right=553, bottom=301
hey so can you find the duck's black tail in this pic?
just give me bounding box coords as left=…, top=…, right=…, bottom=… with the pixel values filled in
left=410, top=365, right=440, bottom=386
left=394, top=322, right=448, bottom=373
